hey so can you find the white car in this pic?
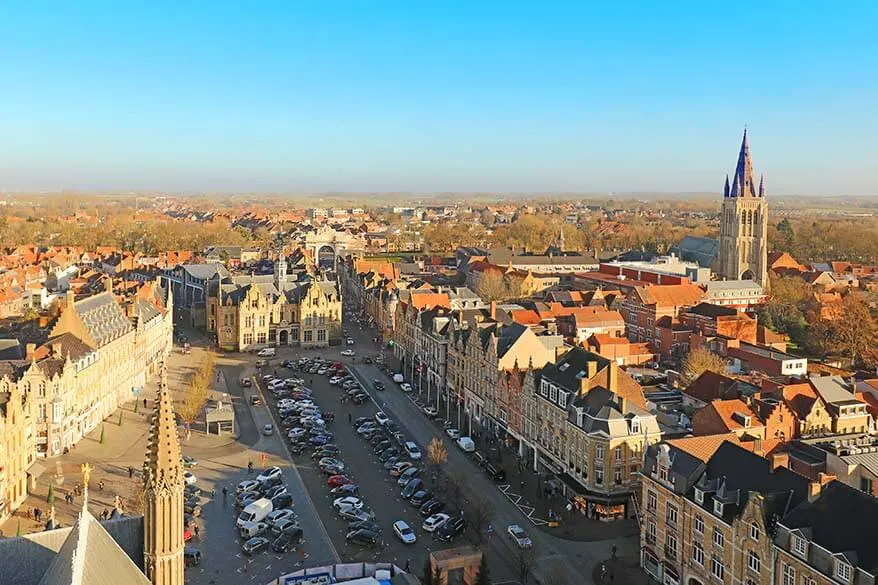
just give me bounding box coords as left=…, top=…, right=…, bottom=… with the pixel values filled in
left=329, top=376, right=342, bottom=385
left=257, top=466, right=283, bottom=483
left=340, top=349, right=355, bottom=357
left=263, top=424, right=274, bottom=436
left=183, top=471, right=197, bottom=485
left=404, top=441, right=422, bottom=460
left=266, top=509, right=296, bottom=526
left=332, top=496, right=364, bottom=510
left=400, top=383, right=412, bottom=393
left=423, top=406, right=439, bottom=418
left=445, top=428, right=460, bottom=440
left=375, top=412, right=389, bottom=426
left=393, top=520, right=417, bottom=544
left=507, top=524, right=533, bottom=548
left=346, top=338, right=355, bottom=346
left=422, top=512, right=451, bottom=533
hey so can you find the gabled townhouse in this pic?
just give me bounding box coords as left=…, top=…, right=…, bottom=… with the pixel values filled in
left=621, top=284, right=705, bottom=346
left=520, top=347, right=661, bottom=521
left=641, top=440, right=813, bottom=585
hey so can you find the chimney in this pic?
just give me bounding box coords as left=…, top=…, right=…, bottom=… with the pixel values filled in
left=807, top=480, right=823, bottom=503
left=770, top=452, right=790, bottom=471
left=104, top=277, right=113, bottom=294
left=26, top=343, right=36, bottom=359
left=587, top=360, right=598, bottom=379
left=489, top=300, right=497, bottom=321
left=66, top=288, right=75, bottom=309
left=608, top=363, right=618, bottom=392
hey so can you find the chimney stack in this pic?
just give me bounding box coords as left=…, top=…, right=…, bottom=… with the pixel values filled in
left=104, top=277, right=113, bottom=294
left=807, top=480, right=823, bottom=503
left=489, top=300, right=497, bottom=321
left=587, top=360, right=598, bottom=379
left=608, top=363, right=618, bottom=392
left=770, top=451, right=790, bottom=472
left=26, top=343, right=36, bottom=359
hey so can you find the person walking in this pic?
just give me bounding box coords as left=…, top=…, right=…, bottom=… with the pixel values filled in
left=247, top=460, right=254, bottom=474
left=128, top=466, right=134, bottom=479
left=348, top=412, right=352, bottom=424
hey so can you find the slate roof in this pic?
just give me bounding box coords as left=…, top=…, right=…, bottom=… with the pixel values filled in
left=0, top=339, right=24, bottom=360
left=671, top=235, right=719, bottom=268
left=781, top=481, right=878, bottom=574
left=809, top=375, right=857, bottom=405
left=38, top=509, right=150, bottom=585
left=75, top=292, right=133, bottom=347
left=687, top=302, right=738, bottom=319
left=179, top=263, right=230, bottom=280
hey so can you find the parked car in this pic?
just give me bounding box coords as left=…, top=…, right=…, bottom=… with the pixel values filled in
left=445, top=428, right=460, bottom=440
left=183, top=471, right=197, bottom=485
left=271, top=527, right=304, bottom=552
left=410, top=490, right=433, bottom=507
left=456, top=437, right=475, bottom=452
left=345, top=528, right=380, bottom=548
left=396, top=466, right=419, bottom=485
left=332, top=496, right=364, bottom=510
left=242, top=536, right=270, bottom=555
left=378, top=448, right=399, bottom=462
left=375, top=412, right=389, bottom=426
left=339, top=507, right=372, bottom=523
left=393, top=520, right=417, bottom=544
left=257, top=467, right=283, bottom=483
left=266, top=509, right=296, bottom=527
left=404, top=441, right=422, bottom=460
left=271, top=493, right=294, bottom=509
left=181, top=455, right=198, bottom=468
left=183, top=547, right=202, bottom=567
left=435, top=515, right=466, bottom=542
left=422, top=512, right=451, bottom=533
left=348, top=520, right=382, bottom=533
left=330, top=483, right=360, bottom=496
left=400, top=383, right=412, bottom=393
left=423, top=406, right=439, bottom=418
left=270, top=518, right=299, bottom=537
left=420, top=498, right=445, bottom=517
left=263, top=424, right=274, bottom=436
left=327, top=475, right=353, bottom=488
left=401, top=478, right=424, bottom=499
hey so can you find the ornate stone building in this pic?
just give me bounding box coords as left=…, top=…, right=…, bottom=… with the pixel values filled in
left=207, top=261, right=342, bottom=351
left=717, top=130, right=769, bottom=289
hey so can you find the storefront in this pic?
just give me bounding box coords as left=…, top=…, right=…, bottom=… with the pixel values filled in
left=558, top=472, right=630, bottom=521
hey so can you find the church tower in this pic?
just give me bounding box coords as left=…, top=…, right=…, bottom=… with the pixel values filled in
left=717, top=129, right=769, bottom=289
left=143, top=362, right=185, bottom=585
left=274, top=249, right=288, bottom=289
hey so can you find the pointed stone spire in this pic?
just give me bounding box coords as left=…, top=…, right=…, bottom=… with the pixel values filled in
left=758, top=174, right=765, bottom=198
left=723, top=174, right=730, bottom=198
left=142, top=360, right=184, bottom=585
left=729, top=128, right=757, bottom=197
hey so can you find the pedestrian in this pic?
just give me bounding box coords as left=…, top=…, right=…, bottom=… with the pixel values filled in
left=404, top=559, right=411, bottom=572
left=98, top=480, right=105, bottom=491
left=194, top=524, right=200, bottom=538
left=143, top=398, right=147, bottom=409
left=128, top=466, right=134, bottom=479
left=35, top=508, right=41, bottom=522
left=611, top=544, right=618, bottom=560
left=348, top=412, right=352, bottom=424
left=27, top=507, right=32, bottom=520
left=222, top=486, right=228, bottom=498
left=247, top=460, right=254, bottom=474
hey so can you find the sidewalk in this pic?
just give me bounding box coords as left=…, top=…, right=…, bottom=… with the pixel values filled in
left=591, top=556, right=650, bottom=585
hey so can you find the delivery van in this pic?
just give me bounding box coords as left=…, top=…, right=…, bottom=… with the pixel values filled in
left=393, top=373, right=405, bottom=383
left=237, top=498, right=273, bottom=528
left=257, top=347, right=276, bottom=357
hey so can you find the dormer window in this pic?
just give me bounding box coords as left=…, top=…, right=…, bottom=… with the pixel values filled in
left=792, top=535, right=808, bottom=557
left=631, top=418, right=640, bottom=434
left=694, top=488, right=704, bottom=504
left=835, top=560, right=852, bottom=583
left=713, top=499, right=724, bottom=516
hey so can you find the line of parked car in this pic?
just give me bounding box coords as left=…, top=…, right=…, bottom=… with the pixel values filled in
left=233, top=466, right=304, bottom=556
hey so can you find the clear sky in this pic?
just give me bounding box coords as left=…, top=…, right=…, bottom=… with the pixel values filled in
left=1, top=1, right=876, bottom=195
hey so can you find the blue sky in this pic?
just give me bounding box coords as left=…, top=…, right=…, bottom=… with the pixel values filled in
left=1, top=1, right=876, bottom=194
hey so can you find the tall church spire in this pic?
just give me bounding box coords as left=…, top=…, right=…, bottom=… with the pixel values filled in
left=143, top=361, right=185, bottom=585
left=758, top=174, right=765, bottom=198
left=729, top=128, right=756, bottom=197
left=723, top=174, right=730, bottom=198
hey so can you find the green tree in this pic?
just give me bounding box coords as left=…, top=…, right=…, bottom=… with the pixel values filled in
left=99, top=425, right=106, bottom=444
left=16, top=520, right=22, bottom=537
left=46, top=484, right=55, bottom=504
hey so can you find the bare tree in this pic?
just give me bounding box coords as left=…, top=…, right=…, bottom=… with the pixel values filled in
left=467, top=490, right=495, bottom=545
left=427, top=437, right=448, bottom=484
left=475, top=270, right=508, bottom=303
left=682, top=347, right=727, bottom=385
left=515, top=547, right=536, bottom=585
left=178, top=352, right=215, bottom=433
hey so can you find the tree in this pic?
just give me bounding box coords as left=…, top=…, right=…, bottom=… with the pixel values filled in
left=474, top=554, right=490, bottom=585
left=475, top=270, right=508, bottom=303
left=427, top=437, right=448, bottom=483
left=682, top=347, right=727, bottom=384
left=99, top=425, right=106, bottom=444
left=468, top=490, right=495, bottom=545
left=832, top=295, right=877, bottom=366
left=16, top=520, right=21, bottom=537
left=179, top=352, right=215, bottom=431
left=128, top=485, right=146, bottom=515
left=46, top=484, right=55, bottom=504
left=516, top=547, right=536, bottom=585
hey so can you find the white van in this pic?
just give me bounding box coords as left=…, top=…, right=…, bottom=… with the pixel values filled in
left=239, top=520, right=269, bottom=539
left=456, top=436, right=476, bottom=453
left=257, top=347, right=276, bottom=357
left=393, top=373, right=405, bottom=383
left=236, top=498, right=273, bottom=528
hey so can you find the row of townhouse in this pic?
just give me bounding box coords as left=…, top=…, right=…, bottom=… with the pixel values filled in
left=0, top=278, right=174, bottom=524
left=641, top=436, right=878, bottom=585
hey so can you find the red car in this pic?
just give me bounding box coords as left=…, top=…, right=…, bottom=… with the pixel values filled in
left=184, top=528, right=194, bottom=542
left=327, top=475, right=353, bottom=489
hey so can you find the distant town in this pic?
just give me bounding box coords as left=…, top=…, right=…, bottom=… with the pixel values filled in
left=0, top=133, right=877, bottom=585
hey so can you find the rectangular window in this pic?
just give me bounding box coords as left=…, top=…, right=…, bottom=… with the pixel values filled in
left=666, top=503, right=678, bottom=527
left=860, top=477, right=873, bottom=494
left=257, top=332, right=266, bottom=344
left=596, top=444, right=604, bottom=463
left=550, top=386, right=558, bottom=402
left=243, top=333, right=253, bottom=346
left=694, top=515, right=704, bottom=534
left=793, top=535, right=807, bottom=556
left=647, top=490, right=657, bottom=512
left=713, top=527, right=724, bottom=548
left=647, top=519, right=656, bottom=544
left=695, top=488, right=704, bottom=504
left=750, top=523, right=760, bottom=541
left=692, top=541, right=704, bottom=566
left=615, top=446, right=622, bottom=461
left=711, top=556, right=725, bottom=581
left=782, top=563, right=796, bottom=585
left=258, top=315, right=265, bottom=327
left=665, top=533, right=677, bottom=560
left=595, top=468, right=603, bottom=485
left=303, top=330, right=313, bottom=343
left=836, top=561, right=852, bottom=582
left=317, top=329, right=326, bottom=342
left=614, top=467, right=622, bottom=484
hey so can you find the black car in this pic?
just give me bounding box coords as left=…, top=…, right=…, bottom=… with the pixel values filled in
left=282, top=416, right=298, bottom=427
left=330, top=483, right=360, bottom=496
left=312, top=448, right=340, bottom=460
left=373, top=440, right=392, bottom=453
left=271, top=527, right=304, bottom=552
left=378, top=448, right=399, bottom=462
left=236, top=492, right=261, bottom=508
left=184, top=485, right=201, bottom=497
left=354, top=416, right=371, bottom=427
left=272, top=493, right=294, bottom=509
left=410, top=490, right=433, bottom=507
left=264, top=485, right=287, bottom=499
left=260, top=475, right=283, bottom=489
left=419, top=498, right=445, bottom=516
left=348, top=520, right=382, bottom=533
left=289, top=442, right=308, bottom=455
left=346, top=528, right=381, bottom=548
left=242, top=536, right=270, bottom=555
left=435, top=515, right=466, bottom=542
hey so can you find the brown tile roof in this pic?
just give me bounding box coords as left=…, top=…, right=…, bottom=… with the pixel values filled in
left=666, top=433, right=742, bottom=462
left=684, top=370, right=743, bottom=402
left=692, top=398, right=763, bottom=435
left=634, top=283, right=705, bottom=308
